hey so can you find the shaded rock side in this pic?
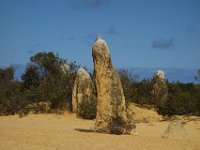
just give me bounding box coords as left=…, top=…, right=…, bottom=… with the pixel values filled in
left=92, top=37, right=134, bottom=134
left=72, top=68, right=96, bottom=118
left=163, top=121, right=188, bottom=139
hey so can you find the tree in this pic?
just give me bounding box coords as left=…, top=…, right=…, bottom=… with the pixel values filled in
left=0, top=67, right=28, bottom=116
left=118, top=69, right=138, bottom=103
left=21, top=64, right=41, bottom=89
left=157, top=82, right=200, bottom=116
left=0, top=66, right=15, bottom=115
left=22, top=52, right=80, bottom=112
left=0, top=66, right=14, bottom=81
left=30, top=52, right=60, bottom=77
left=135, top=79, right=152, bottom=105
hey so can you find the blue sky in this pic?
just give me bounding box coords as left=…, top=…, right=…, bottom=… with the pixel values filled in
left=0, top=0, right=200, bottom=70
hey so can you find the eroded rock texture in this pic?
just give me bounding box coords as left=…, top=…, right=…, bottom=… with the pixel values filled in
left=163, top=121, right=187, bottom=139
left=151, top=70, right=168, bottom=108
left=72, top=68, right=96, bottom=119
left=92, top=36, right=135, bottom=134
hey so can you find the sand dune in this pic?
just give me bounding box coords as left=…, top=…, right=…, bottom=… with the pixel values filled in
left=0, top=105, right=200, bottom=150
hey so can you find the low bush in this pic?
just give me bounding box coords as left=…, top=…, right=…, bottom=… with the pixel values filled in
left=77, top=100, right=96, bottom=119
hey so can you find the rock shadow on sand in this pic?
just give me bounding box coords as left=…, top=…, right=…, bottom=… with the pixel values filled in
left=74, top=128, right=94, bottom=133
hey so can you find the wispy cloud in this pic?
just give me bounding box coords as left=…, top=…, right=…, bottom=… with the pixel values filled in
left=68, top=37, right=76, bottom=41
left=59, top=36, right=76, bottom=41
left=106, top=26, right=118, bottom=35
left=152, top=38, right=175, bottom=49
left=185, top=24, right=196, bottom=32
left=84, top=32, right=97, bottom=40
left=72, top=0, right=110, bottom=9
left=83, top=32, right=99, bottom=46
left=84, top=0, right=109, bottom=7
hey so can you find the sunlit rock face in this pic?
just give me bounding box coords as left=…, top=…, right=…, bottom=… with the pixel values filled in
left=155, top=70, right=165, bottom=80
left=60, top=63, right=70, bottom=74
left=92, top=36, right=135, bottom=134
left=163, top=121, right=188, bottom=139
left=72, top=68, right=96, bottom=117
left=151, top=70, right=168, bottom=108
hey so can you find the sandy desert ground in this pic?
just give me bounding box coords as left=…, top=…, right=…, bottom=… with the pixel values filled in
left=0, top=104, right=200, bottom=150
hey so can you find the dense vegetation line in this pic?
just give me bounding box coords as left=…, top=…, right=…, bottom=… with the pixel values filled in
left=0, top=52, right=200, bottom=117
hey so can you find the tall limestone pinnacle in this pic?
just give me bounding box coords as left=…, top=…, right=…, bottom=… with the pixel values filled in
left=92, top=35, right=135, bottom=134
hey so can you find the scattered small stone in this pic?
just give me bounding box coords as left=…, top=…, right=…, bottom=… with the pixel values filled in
left=163, top=121, right=188, bottom=139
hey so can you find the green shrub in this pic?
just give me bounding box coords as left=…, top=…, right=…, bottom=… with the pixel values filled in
left=157, top=82, right=200, bottom=116
left=77, top=100, right=96, bottom=119
left=108, top=116, right=136, bottom=135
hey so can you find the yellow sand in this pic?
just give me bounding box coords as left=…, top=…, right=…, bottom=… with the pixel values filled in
left=0, top=105, right=199, bottom=150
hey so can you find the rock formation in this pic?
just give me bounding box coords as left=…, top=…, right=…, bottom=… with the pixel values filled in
left=151, top=70, right=168, bottom=108
left=163, top=121, right=188, bottom=139
left=92, top=35, right=135, bottom=134
left=72, top=68, right=96, bottom=119
left=60, top=63, right=70, bottom=74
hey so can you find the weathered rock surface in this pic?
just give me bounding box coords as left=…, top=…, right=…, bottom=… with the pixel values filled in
left=151, top=70, right=168, bottom=108
left=72, top=68, right=96, bottom=119
left=60, top=63, right=70, bottom=74
left=163, top=121, right=188, bottom=139
left=92, top=36, right=135, bottom=134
